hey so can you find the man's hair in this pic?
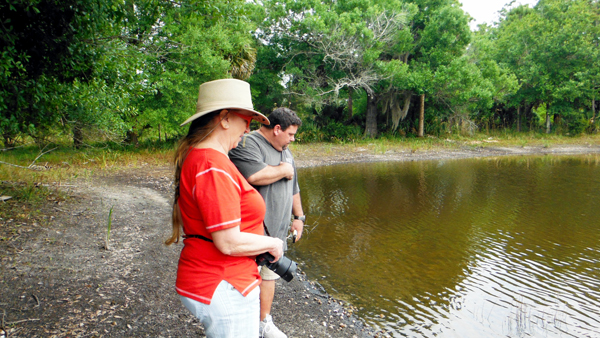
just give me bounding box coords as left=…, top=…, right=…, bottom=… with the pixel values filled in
left=263, top=107, right=302, bottom=130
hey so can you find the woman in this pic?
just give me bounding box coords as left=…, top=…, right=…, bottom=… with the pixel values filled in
left=165, top=79, right=284, bottom=338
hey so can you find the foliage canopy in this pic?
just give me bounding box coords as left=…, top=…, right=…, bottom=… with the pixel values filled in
left=0, top=0, right=598, bottom=146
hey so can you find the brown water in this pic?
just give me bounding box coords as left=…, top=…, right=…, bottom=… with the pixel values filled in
left=289, top=155, right=600, bottom=338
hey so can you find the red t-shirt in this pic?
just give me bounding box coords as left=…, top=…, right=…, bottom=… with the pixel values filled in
left=175, top=148, right=266, bottom=304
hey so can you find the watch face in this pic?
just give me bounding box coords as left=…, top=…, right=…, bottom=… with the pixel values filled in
left=295, top=215, right=306, bottom=222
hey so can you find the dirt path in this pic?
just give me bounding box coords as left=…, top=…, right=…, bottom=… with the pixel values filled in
left=1, top=144, right=599, bottom=338
left=1, top=167, right=370, bottom=338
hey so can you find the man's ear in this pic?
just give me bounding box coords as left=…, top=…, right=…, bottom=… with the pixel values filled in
left=273, top=125, right=282, bottom=135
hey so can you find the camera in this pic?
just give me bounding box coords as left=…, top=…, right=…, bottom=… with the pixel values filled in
left=256, top=252, right=297, bottom=282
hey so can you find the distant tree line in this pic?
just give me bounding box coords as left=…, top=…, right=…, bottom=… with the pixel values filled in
left=1, top=0, right=598, bottom=147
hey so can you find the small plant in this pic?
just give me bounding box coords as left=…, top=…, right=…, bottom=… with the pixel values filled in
left=375, top=143, right=388, bottom=154
left=105, top=206, right=114, bottom=250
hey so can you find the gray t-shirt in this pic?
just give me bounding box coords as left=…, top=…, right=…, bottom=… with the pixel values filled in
left=229, top=131, right=300, bottom=250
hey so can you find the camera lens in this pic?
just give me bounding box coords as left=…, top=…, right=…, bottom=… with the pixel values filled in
left=270, top=255, right=297, bottom=282
left=256, top=253, right=297, bottom=282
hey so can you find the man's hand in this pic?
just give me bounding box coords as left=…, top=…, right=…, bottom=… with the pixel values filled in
left=290, top=220, right=303, bottom=242
left=246, top=161, right=295, bottom=186
left=279, top=161, right=294, bottom=180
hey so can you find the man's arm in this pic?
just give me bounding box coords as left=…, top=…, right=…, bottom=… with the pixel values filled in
left=290, top=193, right=304, bottom=242
left=246, top=161, right=294, bottom=186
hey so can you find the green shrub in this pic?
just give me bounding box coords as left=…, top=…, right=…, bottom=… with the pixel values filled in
left=322, top=121, right=362, bottom=142
left=295, top=120, right=324, bottom=143
left=565, top=116, right=589, bottom=135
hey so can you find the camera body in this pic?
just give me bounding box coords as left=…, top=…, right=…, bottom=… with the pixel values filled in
left=256, top=252, right=297, bottom=282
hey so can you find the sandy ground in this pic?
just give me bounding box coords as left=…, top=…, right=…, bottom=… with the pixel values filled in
left=1, top=144, right=599, bottom=338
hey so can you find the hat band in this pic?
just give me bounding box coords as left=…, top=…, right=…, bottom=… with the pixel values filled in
left=197, top=100, right=254, bottom=113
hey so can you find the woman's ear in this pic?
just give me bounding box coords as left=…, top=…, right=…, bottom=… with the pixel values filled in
left=220, top=109, right=230, bottom=129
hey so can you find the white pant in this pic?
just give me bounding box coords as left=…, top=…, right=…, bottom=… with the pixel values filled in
left=180, top=280, right=260, bottom=338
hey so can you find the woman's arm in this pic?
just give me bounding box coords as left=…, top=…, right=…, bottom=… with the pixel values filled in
left=211, top=226, right=284, bottom=262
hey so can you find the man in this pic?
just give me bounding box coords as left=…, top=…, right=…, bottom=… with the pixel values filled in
left=229, top=107, right=305, bottom=338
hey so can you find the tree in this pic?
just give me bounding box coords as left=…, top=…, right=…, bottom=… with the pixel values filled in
left=1, top=0, right=91, bottom=145
left=255, top=0, right=473, bottom=138
left=0, top=0, right=159, bottom=147
left=0, top=0, right=262, bottom=146
left=436, top=25, right=520, bottom=133
left=492, top=0, right=600, bottom=134
left=133, top=0, right=261, bottom=141
left=255, top=0, right=415, bottom=137
left=397, top=0, right=472, bottom=137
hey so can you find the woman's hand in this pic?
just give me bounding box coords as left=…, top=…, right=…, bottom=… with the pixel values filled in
left=268, top=237, right=284, bottom=262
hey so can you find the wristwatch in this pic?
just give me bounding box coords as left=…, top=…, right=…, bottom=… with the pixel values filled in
left=293, top=215, right=306, bottom=223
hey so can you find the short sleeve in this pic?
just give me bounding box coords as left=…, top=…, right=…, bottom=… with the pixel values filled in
left=229, top=134, right=268, bottom=179
left=194, top=167, right=242, bottom=232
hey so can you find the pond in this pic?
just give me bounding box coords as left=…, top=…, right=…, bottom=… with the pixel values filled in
left=288, top=155, right=600, bottom=338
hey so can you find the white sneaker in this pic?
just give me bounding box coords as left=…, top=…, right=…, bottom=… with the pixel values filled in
left=259, top=314, right=287, bottom=338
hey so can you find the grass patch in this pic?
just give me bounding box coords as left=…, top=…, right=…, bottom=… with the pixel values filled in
left=0, top=142, right=174, bottom=182
left=0, top=141, right=175, bottom=230
left=290, top=132, right=600, bottom=160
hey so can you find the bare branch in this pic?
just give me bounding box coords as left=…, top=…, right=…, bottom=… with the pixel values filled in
left=0, top=145, right=57, bottom=170
left=279, top=8, right=408, bottom=100
left=29, top=146, right=58, bottom=168
left=0, top=142, right=35, bottom=152
left=0, top=161, right=32, bottom=170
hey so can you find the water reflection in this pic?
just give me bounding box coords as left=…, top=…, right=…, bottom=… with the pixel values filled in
left=290, top=155, right=600, bottom=337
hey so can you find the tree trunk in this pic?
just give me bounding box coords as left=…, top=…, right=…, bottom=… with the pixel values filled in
left=516, top=105, right=521, bottom=132
left=347, top=87, right=354, bottom=121
left=545, top=104, right=551, bottom=134
left=418, top=93, right=425, bottom=137
left=364, top=94, right=378, bottom=138
left=401, top=92, right=411, bottom=119
left=126, top=129, right=139, bottom=146
left=525, top=104, right=534, bottom=131
left=592, top=97, right=596, bottom=124
left=73, top=124, right=84, bottom=149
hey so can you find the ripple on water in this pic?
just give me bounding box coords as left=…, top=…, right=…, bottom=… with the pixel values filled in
left=294, top=156, right=600, bottom=338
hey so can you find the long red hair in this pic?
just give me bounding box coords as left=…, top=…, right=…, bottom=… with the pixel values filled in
left=165, top=111, right=221, bottom=245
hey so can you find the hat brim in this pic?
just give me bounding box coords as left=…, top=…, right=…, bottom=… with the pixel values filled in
left=180, top=107, right=270, bottom=126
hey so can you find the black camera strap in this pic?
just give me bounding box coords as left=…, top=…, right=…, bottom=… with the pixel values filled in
left=185, top=222, right=270, bottom=242
left=183, top=234, right=213, bottom=242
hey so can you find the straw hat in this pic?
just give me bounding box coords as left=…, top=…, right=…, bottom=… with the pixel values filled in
left=180, top=79, right=270, bottom=126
